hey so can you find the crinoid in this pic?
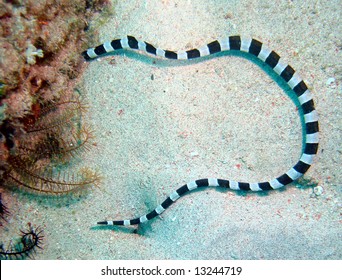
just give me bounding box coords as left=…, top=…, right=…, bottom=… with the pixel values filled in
left=0, top=223, right=44, bottom=259
left=0, top=95, right=100, bottom=194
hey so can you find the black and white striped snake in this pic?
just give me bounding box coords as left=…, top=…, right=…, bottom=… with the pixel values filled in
left=82, top=35, right=319, bottom=227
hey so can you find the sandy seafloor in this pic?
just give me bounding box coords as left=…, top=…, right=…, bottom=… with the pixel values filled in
left=2, top=0, right=341, bottom=260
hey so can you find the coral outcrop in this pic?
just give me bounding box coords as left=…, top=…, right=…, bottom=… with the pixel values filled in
left=0, top=0, right=109, bottom=258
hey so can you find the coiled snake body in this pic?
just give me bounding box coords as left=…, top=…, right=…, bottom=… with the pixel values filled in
left=82, top=35, right=319, bottom=226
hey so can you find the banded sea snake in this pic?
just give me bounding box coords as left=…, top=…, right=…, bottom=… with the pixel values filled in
left=82, top=35, right=319, bottom=227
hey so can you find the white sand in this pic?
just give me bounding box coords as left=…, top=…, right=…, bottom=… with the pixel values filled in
left=3, top=0, right=340, bottom=259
